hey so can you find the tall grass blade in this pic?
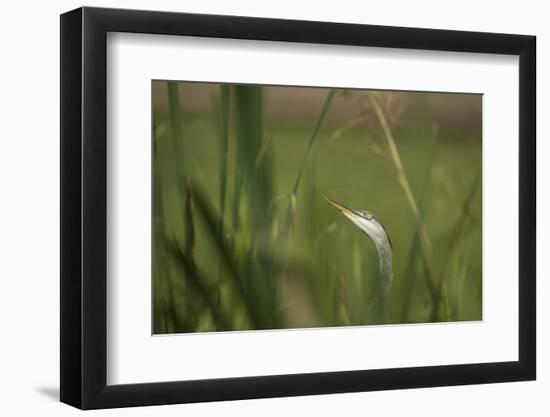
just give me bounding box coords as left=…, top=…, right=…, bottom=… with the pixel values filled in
left=217, top=85, right=230, bottom=232
left=214, top=85, right=231, bottom=304
left=191, top=182, right=262, bottom=327
left=234, top=85, right=272, bottom=231
left=431, top=169, right=481, bottom=321
left=292, top=89, right=335, bottom=195
left=153, top=109, right=186, bottom=332
left=167, top=82, right=186, bottom=195
left=233, top=85, right=283, bottom=328
left=277, top=89, right=336, bottom=238
left=367, top=92, right=438, bottom=301
left=399, top=130, right=439, bottom=321
left=169, top=181, right=232, bottom=331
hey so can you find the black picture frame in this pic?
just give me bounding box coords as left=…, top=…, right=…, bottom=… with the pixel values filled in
left=60, top=6, right=536, bottom=410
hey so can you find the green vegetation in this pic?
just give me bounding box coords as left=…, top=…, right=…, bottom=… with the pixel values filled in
left=152, top=82, right=482, bottom=334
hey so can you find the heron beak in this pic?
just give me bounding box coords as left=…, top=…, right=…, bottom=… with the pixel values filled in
left=324, top=196, right=357, bottom=218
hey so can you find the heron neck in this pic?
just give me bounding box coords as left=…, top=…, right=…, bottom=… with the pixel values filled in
left=372, top=236, right=393, bottom=300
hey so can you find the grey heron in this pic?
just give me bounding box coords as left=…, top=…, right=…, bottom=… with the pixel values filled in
left=325, top=197, right=393, bottom=323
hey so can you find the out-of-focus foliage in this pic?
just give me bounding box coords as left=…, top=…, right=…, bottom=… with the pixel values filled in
left=152, top=82, right=482, bottom=334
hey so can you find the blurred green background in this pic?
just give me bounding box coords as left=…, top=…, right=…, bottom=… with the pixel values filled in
left=152, top=81, right=482, bottom=334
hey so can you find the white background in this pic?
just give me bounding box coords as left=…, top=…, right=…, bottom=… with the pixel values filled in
left=108, top=34, right=518, bottom=384
left=0, top=0, right=546, bottom=416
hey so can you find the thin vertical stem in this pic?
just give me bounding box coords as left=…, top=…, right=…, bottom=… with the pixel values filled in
left=367, top=93, right=438, bottom=301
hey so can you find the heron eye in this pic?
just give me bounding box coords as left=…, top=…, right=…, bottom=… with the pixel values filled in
left=367, top=214, right=373, bottom=220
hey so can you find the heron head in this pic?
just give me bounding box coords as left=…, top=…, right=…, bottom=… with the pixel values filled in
left=324, top=196, right=392, bottom=248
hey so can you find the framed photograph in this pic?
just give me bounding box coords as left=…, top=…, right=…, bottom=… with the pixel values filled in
left=60, top=6, right=536, bottom=409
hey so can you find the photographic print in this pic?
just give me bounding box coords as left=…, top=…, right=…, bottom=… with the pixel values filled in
left=152, top=81, right=482, bottom=334
left=61, top=9, right=535, bottom=407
